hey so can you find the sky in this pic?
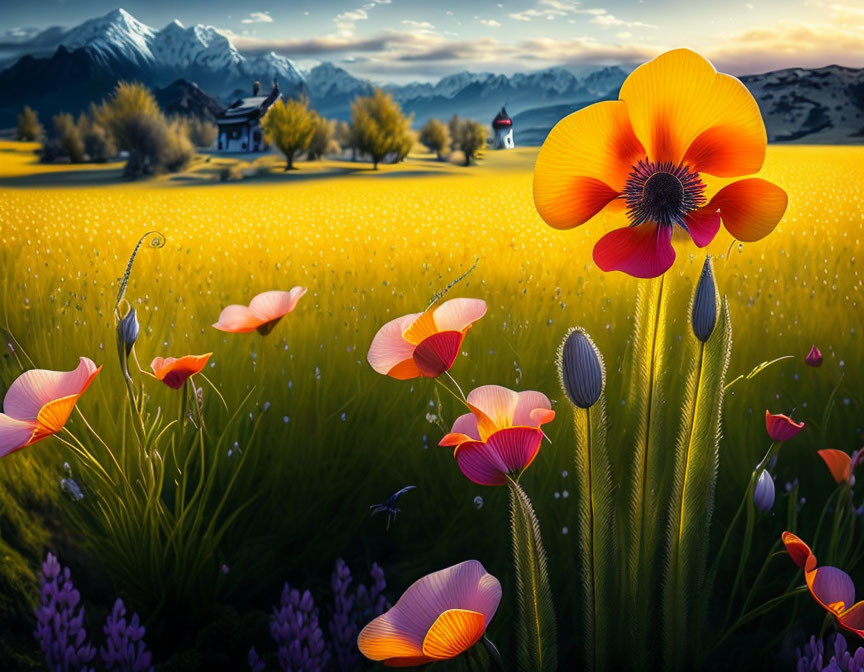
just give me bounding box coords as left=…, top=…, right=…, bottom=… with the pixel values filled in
left=2, top=0, right=864, bottom=82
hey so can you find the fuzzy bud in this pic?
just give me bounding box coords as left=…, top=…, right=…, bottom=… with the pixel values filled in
left=558, top=327, right=605, bottom=409
left=691, top=256, right=718, bottom=343
left=754, top=469, right=775, bottom=512
left=117, top=307, right=140, bottom=357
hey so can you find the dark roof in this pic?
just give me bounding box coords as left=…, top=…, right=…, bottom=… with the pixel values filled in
left=492, top=106, right=512, bottom=128
left=218, top=82, right=281, bottom=124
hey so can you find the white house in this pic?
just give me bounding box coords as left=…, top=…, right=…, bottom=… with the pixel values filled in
left=491, top=107, right=515, bottom=149
left=216, top=80, right=282, bottom=153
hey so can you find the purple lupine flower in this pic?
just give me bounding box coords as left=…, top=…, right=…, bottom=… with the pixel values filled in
left=270, top=584, right=330, bottom=672
left=100, top=598, right=154, bottom=672
left=34, top=553, right=97, bottom=672
left=329, top=559, right=358, bottom=672
left=355, top=562, right=389, bottom=625
left=797, top=634, right=864, bottom=672
left=248, top=646, right=266, bottom=672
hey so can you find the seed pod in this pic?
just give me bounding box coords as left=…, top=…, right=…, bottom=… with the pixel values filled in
left=691, top=255, right=718, bottom=343
left=754, top=469, right=775, bottom=513
left=558, top=327, right=605, bottom=409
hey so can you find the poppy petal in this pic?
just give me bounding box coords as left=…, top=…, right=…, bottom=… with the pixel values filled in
left=248, top=287, right=307, bottom=322
left=0, top=414, right=37, bottom=458
left=432, top=298, right=487, bottom=333
left=29, top=395, right=82, bottom=445
left=212, top=305, right=264, bottom=333
left=711, top=178, right=788, bottom=242
left=810, top=566, right=855, bottom=613
left=402, top=310, right=439, bottom=346
left=782, top=531, right=813, bottom=568
left=684, top=208, right=722, bottom=248
left=839, top=601, right=864, bottom=635
left=421, top=609, right=486, bottom=660
left=593, top=224, right=676, bottom=279
left=465, top=385, right=520, bottom=439
left=413, top=331, right=464, bottom=378
left=440, top=413, right=481, bottom=446
left=619, top=48, right=765, bottom=172
left=488, top=427, right=544, bottom=475
left=512, top=391, right=554, bottom=428
left=2, top=357, right=99, bottom=421
left=533, top=100, right=645, bottom=230
left=151, top=354, right=212, bottom=389
left=382, top=655, right=436, bottom=667
left=368, top=313, right=422, bottom=377
left=454, top=441, right=509, bottom=486
left=819, top=449, right=852, bottom=485
left=358, top=561, right=500, bottom=662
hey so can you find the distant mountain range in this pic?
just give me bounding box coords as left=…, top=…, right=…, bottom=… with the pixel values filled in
left=1, top=7, right=863, bottom=145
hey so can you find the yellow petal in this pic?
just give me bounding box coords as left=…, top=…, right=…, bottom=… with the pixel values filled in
left=619, top=48, right=766, bottom=176
left=533, top=100, right=645, bottom=230
left=421, top=609, right=486, bottom=660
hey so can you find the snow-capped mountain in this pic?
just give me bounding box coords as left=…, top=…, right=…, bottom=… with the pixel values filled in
left=60, top=8, right=156, bottom=67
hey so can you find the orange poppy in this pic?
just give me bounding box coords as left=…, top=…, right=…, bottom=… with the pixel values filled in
left=357, top=560, right=501, bottom=666
left=0, top=357, right=101, bottom=458
left=533, top=48, right=787, bottom=279
left=367, top=298, right=487, bottom=380
left=150, top=354, right=212, bottom=389
left=818, top=449, right=863, bottom=485
left=782, top=532, right=864, bottom=639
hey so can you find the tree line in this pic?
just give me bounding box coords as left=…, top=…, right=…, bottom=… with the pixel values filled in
left=17, top=83, right=494, bottom=177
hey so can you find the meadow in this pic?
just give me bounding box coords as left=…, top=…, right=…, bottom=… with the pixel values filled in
left=0, top=140, right=862, bottom=669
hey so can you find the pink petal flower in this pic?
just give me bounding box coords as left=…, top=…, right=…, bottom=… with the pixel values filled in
left=213, top=287, right=306, bottom=335
left=805, top=345, right=823, bottom=367
left=454, top=427, right=545, bottom=486
left=765, top=410, right=805, bottom=442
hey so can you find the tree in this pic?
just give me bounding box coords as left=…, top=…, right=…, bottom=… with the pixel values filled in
left=93, top=81, right=192, bottom=177
left=186, top=117, right=218, bottom=148
left=77, top=114, right=116, bottom=162
left=448, top=114, right=462, bottom=150
left=261, top=98, right=316, bottom=170
left=457, top=119, right=488, bottom=166
left=307, top=113, right=337, bottom=160
left=419, top=119, right=450, bottom=160
left=350, top=89, right=413, bottom=170
left=333, top=120, right=352, bottom=158
left=51, top=113, right=85, bottom=163
left=17, top=106, right=43, bottom=141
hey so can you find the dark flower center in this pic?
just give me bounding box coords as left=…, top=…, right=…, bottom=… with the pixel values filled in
left=623, top=159, right=706, bottom=229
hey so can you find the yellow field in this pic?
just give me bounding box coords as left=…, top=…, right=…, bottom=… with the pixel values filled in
left=0, top=140, right=862, bottom=621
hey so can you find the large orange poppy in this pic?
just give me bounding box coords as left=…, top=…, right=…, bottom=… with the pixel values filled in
left=533, top=48, right=788, bottom=279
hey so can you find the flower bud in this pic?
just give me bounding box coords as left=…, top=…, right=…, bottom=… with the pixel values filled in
left=117, top=307, right=139, bottom=357
left=691, top=255, right=718, bottom=343
left=805, top=345, right=823, bottom=367
left=754, top=469, right=775, bottom=512
left=558, top=327, right=605, bottom=409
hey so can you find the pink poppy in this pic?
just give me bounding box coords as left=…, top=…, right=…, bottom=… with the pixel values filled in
left=357, top=560, right=501, bottom=667
left=367, top=298, right=487, bottom=380
left=150, top=353, right=212, bottom=389
left=212, top=288, right=307, bottom=335
left=0, top=357, right=101, bottom=458
left=765, top=410, right=805, bottom=442
left=439, top=385, right=555, bottom=486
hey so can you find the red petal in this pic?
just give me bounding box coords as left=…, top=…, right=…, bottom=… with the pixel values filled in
left=684, top=208, right=722, bottom=248
left=413, top=331, right=464, bottom=378
left=593, top=224, right=676, bottom=279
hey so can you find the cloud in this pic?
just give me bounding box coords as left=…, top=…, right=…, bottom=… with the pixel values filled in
left=336, top=8, right=369, bottom=22
left=479, top=18, right=502, bottom=27
left=241, top=11, right=274, bottom=24
left=402, top=19, right=436, bottom=30
left=509, top=0, right=606, bottom=22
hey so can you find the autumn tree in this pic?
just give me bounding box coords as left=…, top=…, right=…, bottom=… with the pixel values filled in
left=333, top=120, right=352, bottom=158
left=51, top=113, right=85, bottom=163
left=93, top=81, right=193, bottom=176
left=456, top=119, right=488, bottom=166
left=261, top=97, right=316, bottom=170
left=186, top=117, right=218, bottom=148
left=16, top=106, right=43, bottom=141
left=307, top=112, right=337, bottom=160
left=448, top=114, right=462, bottom=150
left=419, top=118, right=450, bottom=160
left=77, top=114, right=116, bottom=162
left=350, top=89, right=413, bottom=170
